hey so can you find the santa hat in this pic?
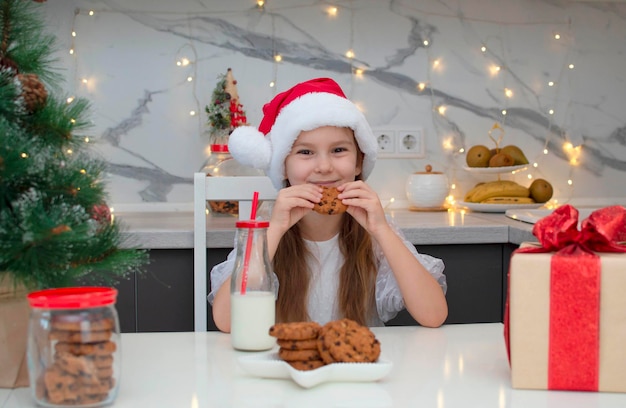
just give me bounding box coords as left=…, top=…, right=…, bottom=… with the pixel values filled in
left=228, top=78, right=377, bottom=190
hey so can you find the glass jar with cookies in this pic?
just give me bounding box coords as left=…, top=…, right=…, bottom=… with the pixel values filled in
left=26, top=287, right=121, bottom=407
left=201, top=144, right=264, bottom=217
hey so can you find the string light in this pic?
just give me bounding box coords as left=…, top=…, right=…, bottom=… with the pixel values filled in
left=66, top=5, right=583, bottom=206
left=66, top=97, right=74, bottom=103
left=20, top=152, right=28, bottom=158
left=84, top=137, right=90, bottom=143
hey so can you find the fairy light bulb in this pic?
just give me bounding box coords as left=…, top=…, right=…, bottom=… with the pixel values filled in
left=66, top=97, right=74, bottom=104
left=417, top=82, right=426, bottom=91
left=21, top=152, right=28, bottom=158
left=481, top=46, right=487, bottom=52
left=568, top=64, right=574, bottom=69
left=84, top=137, right=90, bottom=143
left=67, top=149, right=73, bottom=155
left=88, top=10, right=94, bottom=16
left=543, top=149, right=549, bottom=154
left=187, top=76, right=193, bottom=82
left=69, top=48, right=74, bottom=55
left=327, top=6, right=338, bottom=16
left=189, top=110, right=196, bottom=116
left=432, top=59, right=441, bottom=69
left=274, top=54, right=282, bottom=62
left=489, top=65, right=501, bottom=76
left=504, top=88, right=513, bottom=98
left=345, top=49, right=355, bottom=59
left=80, top=169, right=86, bottom=174
left=549, top=109, right=555, bottom=115
left=72, top=31, right=76, bottom=37
left=548, top=81, right=555, bottom=87
left=437, top=105, right=447, bottom=115
left=269, top=81, right=275, bottom=88
left=81, top=78, right=88, bottom=84
left=554, top=33, right=561, bottom=40
left=568, top=179, right=573, bottom=185
left=502, top=109, right=507, bottom=115
left=423, top=40, right=429, bottom=46
left=354, top=68, right=364, bottom=76
left=257, top=0, right=265, bottom=8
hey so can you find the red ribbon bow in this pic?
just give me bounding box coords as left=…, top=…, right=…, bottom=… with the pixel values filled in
left=525, top=204, right=626, bottom=255
left=505, top=205, right=626, bottom=391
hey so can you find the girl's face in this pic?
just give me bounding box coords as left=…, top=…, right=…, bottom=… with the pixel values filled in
left=284, top=126, right=362, bottom=187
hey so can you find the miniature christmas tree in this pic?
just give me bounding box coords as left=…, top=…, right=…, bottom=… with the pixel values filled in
left=204, top=68, right=247, bottom=145
left=0, top=0, right=148, bottom=290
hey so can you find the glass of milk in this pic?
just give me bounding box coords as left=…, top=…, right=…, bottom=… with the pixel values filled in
left=230, top=220, right=276, bottom=351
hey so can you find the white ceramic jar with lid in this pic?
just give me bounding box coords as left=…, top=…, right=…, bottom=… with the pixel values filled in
left=405, top=165, right=449, bottom=209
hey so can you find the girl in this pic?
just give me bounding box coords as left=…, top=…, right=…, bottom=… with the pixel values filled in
left=209, top=78, right=447, bottom=330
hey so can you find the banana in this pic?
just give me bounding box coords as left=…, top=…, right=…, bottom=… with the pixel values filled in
left=480, top=196, right=536, bottom=204
left=464, top=180, right=530, bottom=203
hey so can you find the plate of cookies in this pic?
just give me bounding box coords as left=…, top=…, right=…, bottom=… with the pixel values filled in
left=237, top=319, right=393, bottom=388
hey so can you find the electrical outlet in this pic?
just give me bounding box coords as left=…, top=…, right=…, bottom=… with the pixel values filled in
left=374, top=129, right=396, bottom=156
left=396, top=129, right=425, bottom=158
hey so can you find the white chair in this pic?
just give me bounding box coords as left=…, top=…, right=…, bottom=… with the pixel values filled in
left=193, top=172, right=277, bottom=331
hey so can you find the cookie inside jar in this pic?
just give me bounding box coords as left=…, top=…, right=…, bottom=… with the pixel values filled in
left=201, top=144, right=265, bottom=217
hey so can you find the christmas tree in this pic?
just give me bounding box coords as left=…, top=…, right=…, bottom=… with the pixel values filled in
left=204, top=68, right=247, bottom=145
left=0, top=0, right=148, bottom=290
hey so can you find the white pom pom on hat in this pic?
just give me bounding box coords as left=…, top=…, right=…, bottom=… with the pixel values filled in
left=228, top=77, right=377, bottom=190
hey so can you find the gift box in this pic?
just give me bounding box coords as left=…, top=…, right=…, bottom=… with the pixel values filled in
left=504, top=205, right=626, bottom=392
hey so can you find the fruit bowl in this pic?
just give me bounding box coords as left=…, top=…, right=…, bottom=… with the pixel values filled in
left=463, top=164, right=528, bottom=174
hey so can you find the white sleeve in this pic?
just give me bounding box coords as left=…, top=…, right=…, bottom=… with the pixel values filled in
left=207, top=246, right=237, bottom=304
left=375, top=216, right=447, bottom=322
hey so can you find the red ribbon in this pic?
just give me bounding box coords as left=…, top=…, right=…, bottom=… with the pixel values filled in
left=504, top=204, right=626, bottom=391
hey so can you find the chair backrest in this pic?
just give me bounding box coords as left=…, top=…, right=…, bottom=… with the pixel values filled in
left=193, top=172, right=277, bottom=331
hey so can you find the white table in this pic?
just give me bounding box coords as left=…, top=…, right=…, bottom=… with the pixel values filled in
left=2, top=323, right=625, bottom=407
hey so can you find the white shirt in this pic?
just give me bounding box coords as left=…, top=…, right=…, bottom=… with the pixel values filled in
left=208, top=216, right=447, bottom=326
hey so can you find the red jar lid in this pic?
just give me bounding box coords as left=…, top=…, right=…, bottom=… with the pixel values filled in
left=27, top=287, right=118, bottom=309
left=236, top=220, right=269, bottom=228
left=210, top=144, right=229, bottom=153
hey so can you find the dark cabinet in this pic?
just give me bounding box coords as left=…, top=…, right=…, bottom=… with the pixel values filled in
left=112, top=244, right=515, bottom=332
left=386, top=244, right=505, bottom=326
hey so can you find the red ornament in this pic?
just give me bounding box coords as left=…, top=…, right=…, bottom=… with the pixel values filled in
left=91, top=204, right=112, bottom=226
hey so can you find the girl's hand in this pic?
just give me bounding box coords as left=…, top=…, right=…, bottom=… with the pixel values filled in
left=269, top=184, right=323, bottom=235
left=338, top=181, right=390, bottom=236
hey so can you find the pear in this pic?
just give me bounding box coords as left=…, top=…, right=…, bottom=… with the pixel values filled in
left=529, top=179, right=553, bottom=203
left=466, top=145, right=492, bottom=167
left=500, top=145, right=529, bottom=165
left=489, top=152, right=514, bottom=167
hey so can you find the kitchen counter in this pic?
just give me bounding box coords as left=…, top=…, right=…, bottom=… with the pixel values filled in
left=118, top=208, right=537, bottom=249
left=2, top=323, right=625, bottom=408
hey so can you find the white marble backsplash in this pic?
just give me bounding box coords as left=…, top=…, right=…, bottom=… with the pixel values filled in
left=41, top=0, right=626, bottom=209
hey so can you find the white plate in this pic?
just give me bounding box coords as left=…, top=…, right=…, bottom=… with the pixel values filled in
left=238, top=351, right=393, bottom=388
left=458, top=201, right=544, bottom=213
left=463, top=164, right=528, bottom=174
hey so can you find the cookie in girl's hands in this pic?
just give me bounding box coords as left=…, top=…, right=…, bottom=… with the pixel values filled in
left=313, top=186, right=348, bottom=215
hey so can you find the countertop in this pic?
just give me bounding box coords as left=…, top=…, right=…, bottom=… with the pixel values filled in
left=117, top=208, right=537, bottom=249
left=3, top=323, right=625, bottom=408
